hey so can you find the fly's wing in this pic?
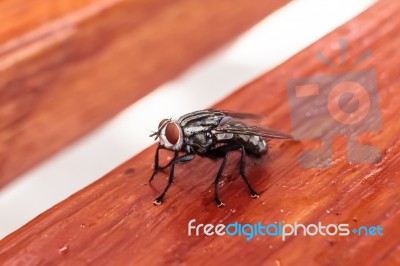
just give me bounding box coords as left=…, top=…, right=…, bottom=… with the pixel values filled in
left=213, top=118, right=292, bottom=139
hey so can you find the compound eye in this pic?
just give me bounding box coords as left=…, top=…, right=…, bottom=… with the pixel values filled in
left=165, top=123, right=180, bottom=145
left=158, top=119, right=169, bottom=129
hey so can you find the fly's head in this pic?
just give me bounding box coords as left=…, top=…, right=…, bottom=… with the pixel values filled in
left=150, top=118, right=184, bottom=151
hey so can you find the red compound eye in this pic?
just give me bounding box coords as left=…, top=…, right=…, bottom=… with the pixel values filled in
left=165, top=123, right=180, bottom=145
left=158, top=119, right=169, bottom=129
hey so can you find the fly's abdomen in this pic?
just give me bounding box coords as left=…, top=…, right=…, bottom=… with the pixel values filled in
left=235, top=134, right=267, bottom=156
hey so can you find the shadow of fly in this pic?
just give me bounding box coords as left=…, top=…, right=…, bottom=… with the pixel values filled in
left=149, top=109, right=291, bottom=207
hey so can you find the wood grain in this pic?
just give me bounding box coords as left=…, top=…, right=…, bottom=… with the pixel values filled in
left=0, top=0, right=290, bottom=188
left=0, top=0, right=96, bottom=44
left=1, top=0, right=399, bottom=265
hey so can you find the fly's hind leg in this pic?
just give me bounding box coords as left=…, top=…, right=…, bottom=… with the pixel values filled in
left=239, top=145, right=259, bottom=198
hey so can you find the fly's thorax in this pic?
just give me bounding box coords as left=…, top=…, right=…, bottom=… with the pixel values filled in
left=177, top=110, right=225, bottom=127
left=185, top=132, right=215, bottom=154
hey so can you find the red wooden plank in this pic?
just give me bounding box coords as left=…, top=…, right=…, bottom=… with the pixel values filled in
left=1, top=0, right=398, bottom=265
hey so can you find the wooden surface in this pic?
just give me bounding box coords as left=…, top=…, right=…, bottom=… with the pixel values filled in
left=0, top=0, right=96, bottom=43
left=1, top=0, right=400, bottom=265
left=0, top=0, right=289, bottom=188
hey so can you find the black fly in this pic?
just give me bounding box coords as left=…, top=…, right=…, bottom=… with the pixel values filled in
left=149, top=109, right=291, bottom=207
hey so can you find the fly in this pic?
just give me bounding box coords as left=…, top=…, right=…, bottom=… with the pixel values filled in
left=149, top=109, right=291, bottom=207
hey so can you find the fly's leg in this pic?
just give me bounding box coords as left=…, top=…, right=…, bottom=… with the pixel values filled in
left=149, top=145, right=178, bottom=183
left=208, top=144, right=240, bottom=207
left=208, top=144, right=259, bottom=206
left=149, top=145, right=162, bottom=183
left=239, top=145, right=259, bottom=198
left=158, top=151, right=179, bottom=170
left=154, top=153, right=195, bottom=205
left=214, top=153, right=228, bottom=207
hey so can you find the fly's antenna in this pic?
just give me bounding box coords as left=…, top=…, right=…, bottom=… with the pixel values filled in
left=149, top=131, right=160, bottom=140
left=149, top=118, right=172, bottom=140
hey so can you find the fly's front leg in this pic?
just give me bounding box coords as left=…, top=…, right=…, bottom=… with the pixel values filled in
left=149, top=145, right=178, bottom=183
left=239, top=145, right=259, bottom=198
left=154, top=153, right=195, bottom=205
